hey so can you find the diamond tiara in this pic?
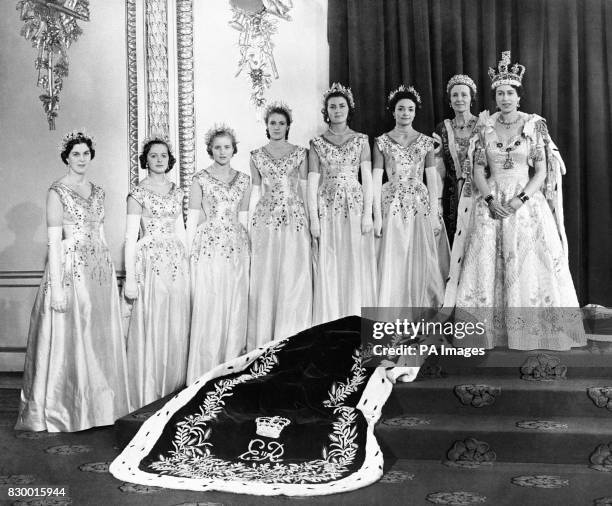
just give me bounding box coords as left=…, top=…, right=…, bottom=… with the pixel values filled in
left=141, top=133, right=173, bottom=154
left=322, top=82, right=355, bottom=108
left=388, top=84, right=421, bottom=105
left=263, top=100, right=293, bottom=123
left=59, top=129, right=95, bottom=153
left=204, top=123, right=238, bottom=146
left=446, top=74, right=477, bottom=95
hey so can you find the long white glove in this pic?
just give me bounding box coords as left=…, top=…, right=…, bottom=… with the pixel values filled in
left=372, top=168, right=383, bottom=237
left=361, top=161, right=373, bottom=234
left=124, top=214, right=140, bottom=300
left=99, top=223, right=108, bottom=247
left=299, top=178, right=309, bottom=221
left=248, top=184, right=262, bottom=234
left=307, top=172, right=320, bottom=239
left=238, top=210, right=249, bottom=231
left=174, top=213, right=188, bottom=251
left=185, top=209, right=200, bottom=256
left=47, top=226, right=67, bottom=312
left=425, top=165, right=441, bottom=236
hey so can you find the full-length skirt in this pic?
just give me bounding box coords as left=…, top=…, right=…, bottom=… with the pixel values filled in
left=313, top=213, right=377, bottom=325
left=454, top=177, right=585, bottom=350
left=125, top=235, right=190, bottom=410
left=187, top=225, right=249, bottom=383
left=248, top=226, right=312, bottom=349
left=16, top=237, right=130, bottom=432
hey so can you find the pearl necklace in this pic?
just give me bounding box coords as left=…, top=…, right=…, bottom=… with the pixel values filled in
left=327, top=125, right=350, bottom=136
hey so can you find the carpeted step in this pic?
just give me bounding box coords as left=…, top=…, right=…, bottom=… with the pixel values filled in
left=427, top=348, right=612, bottom=378
left=376, top=412, right=612, bottom=464
left=382, top=376, right=612, bottom=419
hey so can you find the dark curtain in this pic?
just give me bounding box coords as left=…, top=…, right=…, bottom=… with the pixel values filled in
left=328, top=0, right=612, bottom=306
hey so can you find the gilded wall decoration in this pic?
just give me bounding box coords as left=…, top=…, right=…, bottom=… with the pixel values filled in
left=145, top=0, right=170, bottom=136
left=228, top=0, right=293, bottom=107
left=126, top=0, right=139, bottom=187
left=17, top=0, right=90, bottom=130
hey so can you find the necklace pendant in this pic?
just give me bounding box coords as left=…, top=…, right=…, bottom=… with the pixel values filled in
left=503, top=155, right=514, bottom=170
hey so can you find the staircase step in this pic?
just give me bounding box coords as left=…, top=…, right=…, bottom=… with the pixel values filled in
left=429, top=348, right=612, bottom=378
left=383, top=376, right=612, bottom=418
left=376, top=413, right=612, bottom=464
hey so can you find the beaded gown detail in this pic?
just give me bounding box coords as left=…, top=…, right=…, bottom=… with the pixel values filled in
left=187, top=170, right=250, bottom=383
left=248, top=147, right=312, bottom=349
left=451, top=114, right=586, bottom=350
left=16, top=182, right=130, bottom=432
left=376, top=134, right=448, bottom=307
left=310, top=134, right=377, bottom=324
left=125, top=185, right=190, bottom=410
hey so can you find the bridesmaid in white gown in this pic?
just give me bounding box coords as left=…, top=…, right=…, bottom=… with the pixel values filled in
left=308, top=83, right=377, bottom=324
left=16, top=131, right=130, bottom=432
left=186, top=126, right=250, bottom=383
left=248, top=102, right=312, bottom=349
left=123, top=136, right=190, bottom=410
left=373, top=85, right=448, bottom=308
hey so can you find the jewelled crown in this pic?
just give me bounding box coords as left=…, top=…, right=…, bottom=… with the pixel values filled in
left=263, top=100, right=293, bottom=123
left=255, top=416, right=291, bottom=439
left=59, top=129, right=95, bottom=153
left=388, top=84, right=421, bottom=105
left=141, top=133, right=173, bottom=154
left=322, top=82, right=355, bottom=108
left=446, top=74, right=477, bottom=95
left=488, top=51, right=526, bottom=89
left=204, top=123, right=238, bottom=146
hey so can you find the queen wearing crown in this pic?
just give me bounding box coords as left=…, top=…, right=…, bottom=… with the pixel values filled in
left=308, top=83, right=377, bottom=324
left=247, top=102, right=312, bottom=348
left=16, top=131, right=130, bottom=432
left=123, top=135, right=190, bottom=410
left=433, top=74, right=480, bottom=247
left=373, top=85, right=448, bottom=309
left=444, top=52, right=586, bottom=350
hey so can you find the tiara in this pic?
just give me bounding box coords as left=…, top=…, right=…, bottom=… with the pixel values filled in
left=59, top=129, right=95, bottom=153
left=446, top=74, right=477, bottom=95
left=255, top=416, right=291, bottom=439
left=141, top=133, right=173, bottom=154
left=388, top=84, right=421, bottom=105
left=204, top=123, right=238, bottom=146
left=263, top=100, right=293, bottom=123
left=322, top=82, right=355, bottom=108
left=488, top=51, right=526, bottom=89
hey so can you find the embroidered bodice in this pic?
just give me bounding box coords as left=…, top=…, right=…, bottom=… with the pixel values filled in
left=50, top=182, right=105, bottom=241
left=311, top=134, right=367, bottom=181
left=195, top=169, right=249, bottom=225
left=130, top=184, right=184, bottom=238
left=376, top=134, right=435, bottom=220
left=376, top=133, right=433, bottom=183
left=250, top=146, right=308, bottom=231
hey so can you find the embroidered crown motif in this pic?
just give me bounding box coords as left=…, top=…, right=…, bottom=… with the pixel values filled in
left=446, top=74, right=477, bottom=95
left=322, top=82, right=355, bottom=108
left=488, top=51, right=526, bottom=89
left=388, top=84, right=421, bottom=105
left=204, top=123, right=238, bottom=146
left=263, top=100, right=293, bottom=123
left=141, top=133, right=173, bottom=153
left=255, top=416, right=291, bottom=439
left=59, top=129, right=96, bottom=153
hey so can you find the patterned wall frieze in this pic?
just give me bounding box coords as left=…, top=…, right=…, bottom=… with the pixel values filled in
left=176, top=0, right=196, bottom=215
left=145, top=0, right=170, bottom=136
left=126, top=0, right=139, bottom=187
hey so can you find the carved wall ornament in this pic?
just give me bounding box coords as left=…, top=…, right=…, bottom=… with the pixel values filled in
left=454, top=384, right=501, bottom=407
left=17, top=0, right=90, bottom=130
left=445, top=438, right=496, bottom=468
left=590, top=442, right=612, bottom=472
left=510, top=475, right=570, bottom=488
left=228, top=0, right=293, bottom=107
left=587, top=387, right=612, bottom=411
left=515, top=420, right=569, bottom=430
left=520, top=353, right=567, bottom=381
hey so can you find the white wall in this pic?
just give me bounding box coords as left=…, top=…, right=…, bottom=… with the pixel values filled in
left=193, top=0, right=329, bottom=173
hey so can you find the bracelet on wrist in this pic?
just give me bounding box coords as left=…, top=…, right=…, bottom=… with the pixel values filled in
left=518, top=192, right=529, bottom=203
left=484, top=194, right=494, bottom=204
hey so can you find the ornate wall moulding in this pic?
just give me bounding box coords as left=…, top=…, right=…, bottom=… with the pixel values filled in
left=520, top=353, right=567, bottom=381
left=454, top=384, right=501, bottom=408
left=587, top=387, right=612, bottom=411
left=17, top=0, right=90, bottom=130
